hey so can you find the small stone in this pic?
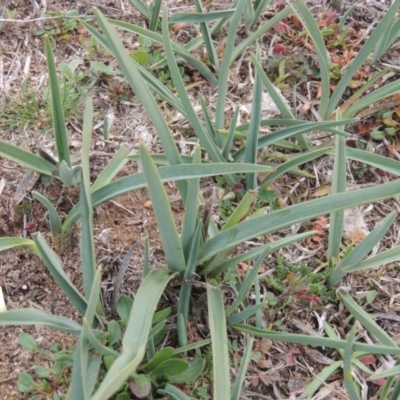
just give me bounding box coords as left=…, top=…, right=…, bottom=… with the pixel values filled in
left=144, top=200, right=153, bottom=209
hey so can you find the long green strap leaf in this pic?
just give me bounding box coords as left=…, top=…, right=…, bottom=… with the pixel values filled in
left=139, top=143, right=186, bottom=273
left=92, top=10, right=188, bottom=200
left=62, top=162, right=274, bottom=231
left=207, top=280, right=230, bottom=399
left=92, top=269, right=176, bottom=400
left=0, top=309, right=81, bottom=334
left=0, top=139, right=57, bottom=176
left=234, top=324, right=400, bottom=355
left=198, top=178, right=400, bottom=263
left=44, top=36, right=71, bottom=167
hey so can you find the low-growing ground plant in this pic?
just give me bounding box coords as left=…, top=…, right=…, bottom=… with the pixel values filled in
left=2, top=0, right=400, bottom=399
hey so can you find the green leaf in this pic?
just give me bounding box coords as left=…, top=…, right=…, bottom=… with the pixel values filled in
left=198, top=178, right=400, bottom=263
left=91, top=145, right=130, bottom=192
left=169, top=358, right=205, bottom=384
left=234, top=324, right=400, bottom=355
left=170, top=10, right=235, bottom=24
left=325, top=0, right=400, bottom=118
left=216, top=0, right=246, bottom=131
left=194, top=0, right=219, bottom=69
left=226, top=247, right=269, bottom=316
left=327, top=131, right=346, bottom=264
left=207, top=280, right=230, bottom=399
left=149, top=0, right=161, bottom=31
left=304, top=360, right=342, bottom=397
left=32, top=191, right=61, bottom=237
left=91, top=10, right=187, bottom=200
left=245, top=49, right=263, bottom=190
left=172, top=339, right=212, bottom=355
left=292, top=0, right=331, bottom=118
left=149, top=359, right=189, bottom=380
left=157, top=384, right=191, bottom=400
left=44, top=36, right=71, bottom=167
left=17, top=372, right=36, bottom=393
left=80, top=97, right=97, bottom=299
left=108, top=320, right=122, bottom=346
left=117, top=294, right=133, bottom=324
left=337, top=290, right=397, bottom=347
left=162, top=9, right=240, bottom=188
left=0, top=139, right=57, bottom=176
left=231, top=338, right=254, bottom=400
left=0, top=309, right=81, bottom=334
left=18, top=331, right=39, bottom=351
left=59, top=162, right=81, bottom=187
left=0, top=237, right=36, bottom=253
left=139, top=347, right=174, bottom=373
left=343, top=325, right=360, bottom=400
left=139, top=143, right=186, bottom=273
left=91, top=269, right=176, bottom=400
left=33, top=233, right=89, bottom=317
left=329, top=211, right=396, bottom=285
left=63, top=162, right=273, bottom=231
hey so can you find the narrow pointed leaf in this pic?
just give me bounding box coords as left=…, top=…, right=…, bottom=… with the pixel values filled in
left=139, top=144, right=185, bottom=273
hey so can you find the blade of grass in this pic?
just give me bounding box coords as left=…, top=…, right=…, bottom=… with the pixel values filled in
left=106, top=19, right=218, bottom=85
left=149, top=0, right=161, bottom=31
left=62, top=162, right=275, bottom=231
left=91, top=269, right=176, bottom=400
left=231, top=6, right=292, bottom=62
left=245, top=49, right=262, bottom=190
left=193, top=0, right=220, bottom=69
left=198, top=178, right=400, bottom=263
left=234, top=324, right=400, bottom=355
left=207, top=279, right=230, bottom=399
left=80, top=97, right=97, bottom=299
left=157, top=384, right=191, bottom=400
left=139, top=143, right=186, bottom=273
left=227, top=304, right=265, bottom=325
left=222, top=191, right=257, bottom=231
left=33, top=233, right=89, bottom=317
left=0, top=139, right=57, bottom=176
left=343, top=324, right=360, bottom=400
left=222, top=106, right=240, bottom=160
left=126, top=0, right=149, bottom=18
left=92, top=10, right=187, bottom=200
left=91, top=145, right=130, bottom=192
left=0, top=309, right=81, bottom=334
left=170, top=10, right=234, bottom=24
left=327, top=129, right=346, bottom=265
left=208, top=231, right=315, bottom=276
left=231, top=337, right=254, bottom=400
left=338, top=290, right=397, bottom=347
left=232, top=119, right=355, bottom=162
left=226, top=247, right=269, bottom=316
left=343, top=79, right=400, bottom=118
left=243, top=0, right=255, bottom=30
left=0, top=237, right=36, bottom=253
left=304, top=360, right=342, bottom=398
left=32, top=191, right=62, bottom=236
left=344, top=147, right=400, bottom=175
left=44, top=36, right=71, bottom=167
left=292, top=0, right=331, bottom=119
left=181, top=146, right=201, bottom=260
left=326, top=0, right=400, bottom=118
left=340, top=244, right=400, bottom=274
left=260, top=147, right=329, bottom=188
left=216, top=0, right=246, bottom=131
left=329, top=211, right=396, bottom=285
left=162, top=8, right=241, bottom=189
